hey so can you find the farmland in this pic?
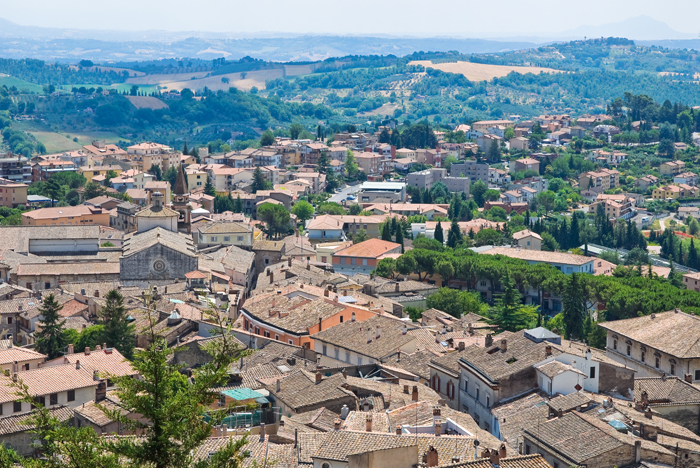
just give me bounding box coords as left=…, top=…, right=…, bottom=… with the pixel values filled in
left=408, top=60, right=563, bottom=82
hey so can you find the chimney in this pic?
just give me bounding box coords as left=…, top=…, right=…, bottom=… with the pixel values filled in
left=375, top=325, right=380, bottom=339
left=434, top=419, right=441, bottom=436
left=545, top=345, right=552, bottom=357
left=499, top=443, right=507, bottom=460
left=93, top=369, right=100, bottom=381
left=12, top=373, right=17, bottom=382
left=412, top=385, right=419, bottom=402
left=395, top=282, right=400, bottom=292
left=95, top=345, right=101, bottom=351
left=489, top=448, right=500, bottom=466
left=342, top=368, right=348, bottom=379
left=288, top=257, right=292, bottom=267
left=294, top=428, right=298, bottom=448
left=645, top=408, right=653, bottom=419
left=94, top=290, right=99, bottom=298
left=318, top=317, right=322, bottom=332
left=397, top=350, right=401, bottom=362
left=276, top=379, right=281, bottom=392
left=467, top=323, right=473, bottom=334
left=334, top=419, right=341, bottom=431
left=404, top=384, right=409, bottom=394
left=402, top=324, right=408, bottom=335
left=341, top=404, right=349, bottom=420
left=635, top=440, right=641, bottom=463
left=396, top=425, right=402, bottom=435
left=259, top=423, right=266, bottom=442
left=85, top=347, right=91, bottom=356
left=500, top=339, right=507, bottom=352
left=426, top=446, right=438, bottom=468
left=315, top=372, right=322, bottom=383
left=367, top=329, right=373, bottom=343
left=11, top=361, right=17, bottom=373
left=75, top=360, right=81, bottom=370
left=458, top=341, right=465, bottom=351
left=485, top=334, right=493, bottom=347
left=68, top=344, right=74, bottom=355
left=324, top=289, right=329, bottom=297
left=365, top=413, right=373, bottom=432
left=685, top=373, right=693, bottom=383
left=270, top=272, right=274, bottom=283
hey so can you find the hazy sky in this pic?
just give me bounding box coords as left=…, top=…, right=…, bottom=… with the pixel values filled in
left=0, top=0, right=699, bottom=36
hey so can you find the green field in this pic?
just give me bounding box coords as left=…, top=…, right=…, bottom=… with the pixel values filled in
left=0, top=75, right=44, bottom=94
left=24, top=128, right=122, bottom=154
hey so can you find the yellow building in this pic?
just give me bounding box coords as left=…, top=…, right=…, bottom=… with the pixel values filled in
left=79, top=165, right=123, bottom=183
left=652, top=184, right=699, bottom=200
left=0, top=178, right=28, bottom=207
left=21, top=205, right=111, bottom=227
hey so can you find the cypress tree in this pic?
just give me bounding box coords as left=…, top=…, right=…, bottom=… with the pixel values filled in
left=447, top=219, right=462, bottom=248
left=99, top=290, right=135, bottom=359
left=182, top=141, right=189, bottom=156
left=395, top=227, right=404, bottom=253
left=434, top=221, right=444, bottom=244
left=689, top=239, right=700, bottom=270
left=381, top=222, right=392, bottom=241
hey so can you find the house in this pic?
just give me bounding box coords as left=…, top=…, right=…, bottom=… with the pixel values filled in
left=578, top=169, right=620, bottom=193
left=134, top=192, right=179, bottom=233
left=307, top=214, right=388, bottom=243
left=450, top=160, right=489, bottom=183
left=0, top=347, right=46, bottom=372
left=82, top=140, right=126, bottom=157
left=332, top=239, right=402, bottom=275
left=32, top=160, right=79, bottom=181
left=365, top=203, right=448, bottom=220
left=502, top=190, right=523, bottom=203
left=120, top=227, right=198, bottom=281
left=357, top=181, right=406, bottom=203
left=471, top=120, right=515, bottom=133
left=509, top=137, right=530, bottom=151
left=489, top=168, right=511, bottom=185
left=0, top=406, right=74, bottom=456
left=477, top=134, right=503, bottom=153
left=21, top=205, right=110, bottom=227
left=79, top=165, right=124, bottom=183
left=512, top=230, right=542, bottom=250
left=599, top=309, right=700, bottom=380
left=589, top=194, right=636, bottom=220
left=635, top=175, right=660, bottom=191
left=0, top=178, right=27, bottom=208
left=193, top=221, right=254, bottom=249
left=15, top=262, right=120, bottom=290
left=674, top=171, right=698, bottom=186
left=480, top=247, right=595, bottom=274
left=514, top=158, right=540, bottom=174
left=660, top=160, right=686, bottom=176
left=652, top=184, right=699, bottom=200
left=355, top=152, right=389, bottom=176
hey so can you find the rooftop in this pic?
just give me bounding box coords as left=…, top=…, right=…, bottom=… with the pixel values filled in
left=333, top=238, right=401, bottom=259
left=480, top=246, right=593, bottom=266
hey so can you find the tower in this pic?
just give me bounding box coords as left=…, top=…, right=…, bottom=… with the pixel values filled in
left=172, top=164, right=192, bottom=233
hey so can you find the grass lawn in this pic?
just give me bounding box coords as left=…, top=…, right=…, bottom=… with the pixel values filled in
left=0, top=75, right=44, bottom=94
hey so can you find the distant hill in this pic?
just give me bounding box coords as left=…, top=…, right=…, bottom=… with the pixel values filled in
left=561, top=15, right=696, bottom=41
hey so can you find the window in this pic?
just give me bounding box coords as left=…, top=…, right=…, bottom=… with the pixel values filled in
left=237, top=236, right=243, bottom=241
left=525, top=445, right=531, bottom=455
left=464, top=381, right=468, bottom=392
left=641, top=351, right=645, bottom=363
left=275, top=334, right=279, bottom=341
left=553, top=463, right=559, bottom=468
left=346, top=351, right=350, bottom=362
left=224, top=236, right=230, bottom=242
left=13, top=401, right=21, bottom=413
left=37, top=396, right=45, bottom=407
left=358, top=356, right=363, bottom=365
left=264, top=331, right=270, bottom=338
left=362, top=259, right=367, bottom=266
left=50, top=393, right=57, bottom=405
left=486, top=395, right=490, bottom=408
left=322, top=345, right=327, bottom=356
left=7, top=317, right=11, bottom=325
left=671, top=363, right=676, bottom=375
left=211, top=236, right=218, bottom=242
left=67, top=390, right=75, bottom=402
left=254, top=327, right=260, bottom=335
left=613, top=339, right=617, bottom=350
left=626, top=345, right=631, bottom=356
left=23, top=364, right=29, bottom=371
left=45, top=282, right=51, bottom=289
left=655, top=357, right=660, bottom=368
left=476, top=388, right=480, bottom=401
left=288, top=340, right=293, bottom=344
left=590, top=367, right=596, bottom=379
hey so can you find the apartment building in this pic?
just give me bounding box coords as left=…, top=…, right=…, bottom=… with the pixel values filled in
left=660, top=160, right=686, bottom=176
left=0, top=178, right=28, bottom=207
left=21, top=205, right=110, bottom=227
left=578, top=168, right=620, bottom=193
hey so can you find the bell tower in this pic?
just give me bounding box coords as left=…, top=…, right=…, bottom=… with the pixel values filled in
left=172, top=164, right=192, bottom=233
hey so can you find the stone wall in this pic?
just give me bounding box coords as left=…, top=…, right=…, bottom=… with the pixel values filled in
left=599, top=362, right=635, bottom=396
left=653, top=404, right=700, bottom=434
left=120, top=244, right=198, bottom=281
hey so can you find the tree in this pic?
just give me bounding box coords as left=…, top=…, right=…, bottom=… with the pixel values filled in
left=251, top=166, right=271, bottom=193
left=204, top=177, right=216, bottom=196
left=373, top=257, right=396, bottom=278
left=260, top=130, right=275, bottom=146
left=257, top=202, right=291, bottom=239
left=488, top=273, right=537, bottom=332
left=658, top=138, right=676, bottom=159
left=353, top=229, right=369, bottom=244
left=474, top=228, right=503, bottom=247
left=291, top=200, right=314, bottom=225
left=426, top=288, right=485, bottom=319
left=35, top=294, right=67, bottom=359
left=434, top=221, right=444, bottom=244
left=233, top=195, right=243, bottom=213
left=149, top=163, right=162, bottom=181
left=44, top=177, right=61, bottom=205
left=345, top=150, right=358, bottom=178
left=182, top=141, right=189, bottom=156
left=537, top=190, right=557, bottom=213
left=447, top=219, right=463, bottom=248
left=470, top=180, right=488, bottom=207
left=99, top=290, right=135, bottom=359
left=562, top=273, right=587, bottom=340
left=395, top=227, right=404, bottom=253
left=381, top=221, right=392, bottom=241
left=163, top=166, right=178, bottom=188
left=290, top=123, right=304, bottom=140
left=488, top=139, right=501, bottom=162
left=412, top=236, right=444, bottom=252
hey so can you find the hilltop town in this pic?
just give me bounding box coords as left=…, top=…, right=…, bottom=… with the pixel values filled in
left=3, top=101, right=700, bottom=468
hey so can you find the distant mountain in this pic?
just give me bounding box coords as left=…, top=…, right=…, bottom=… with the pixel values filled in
left=560, top=15, right=696, bottom=41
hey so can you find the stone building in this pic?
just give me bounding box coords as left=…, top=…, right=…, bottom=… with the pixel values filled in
left=252, top=240, right=285, bottom=276
left=120, top=227, right=198, bottom=281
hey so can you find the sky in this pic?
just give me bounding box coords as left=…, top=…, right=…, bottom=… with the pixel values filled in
left=0, top=0, right=699, bottom=37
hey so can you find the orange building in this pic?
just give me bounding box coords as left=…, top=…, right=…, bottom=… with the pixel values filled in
left=21, top=205, right=111, bottom=227
left=0, top=178, right=28, bottom=207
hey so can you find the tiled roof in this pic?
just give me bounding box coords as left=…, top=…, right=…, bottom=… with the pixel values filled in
left=312, top=314, right=416, bottom=360
left=481, top=247, right=592, bottom=266
left=73, top=397, right=125, bottom=427
left=333, top=238, right=401, bottom=258
left=0, top=406, right=73, bottom=435
left=265, top=369, right=355, bottom=411
left=546, top=391, right=592, bottom=413
left=341, top=410, right=391, bottom=432
left=0, top=364, right=97, bottom=403
left=512, top=229, right=542, bottom=241
left=635, top=376, right=700, bottom=404
left=197, top=221, right=252, bottom=235
left=312, top=431, right=418, bottom=461
left=49, top=347, right=136, bottom=378
left=0, top=346, right=46, bottom=365
left=253, top=240, right=285, bottom=252
left=17, top=262, right=120, bottom=277
left=490, top=391, right=549, bottom=449
left=122, top=227, right=197, bottom=258
left=599, top=310, right=700, bottom=359
left=135, top=204, right=179, bottom=218
left=243, top=295, right=346, bottom=334
left=381, top=349, right=438, bottom=381
left=458, top=331, right=560, bottom=383
left=343, top=376, right=442, bottom=410
left=0, top=225, right=102, bottom=252
left=22, top=205, right=103, bottom=220
left=535, top=360, right=585, bottom=379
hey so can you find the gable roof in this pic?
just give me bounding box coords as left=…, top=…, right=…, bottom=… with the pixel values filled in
left=334, top=239, right=401, bottom=258
left=121, top=227, right=197, bottom=258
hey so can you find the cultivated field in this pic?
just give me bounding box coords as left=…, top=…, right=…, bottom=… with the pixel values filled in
left=0, top=75, right=45, bottom=93
left=408, top=60, right=563, bottom=82
left=28, top=130, right=122, bottom=154
left=125, top=71, right=211, bottom=85
left=70, top=65, right=146, bottom=77
left=125, top=96, right=169, bottom=110
left=359, top=102, right=401, bottom=117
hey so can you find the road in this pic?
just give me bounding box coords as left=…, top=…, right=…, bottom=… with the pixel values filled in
left=329, top=184, right=361, bottom=203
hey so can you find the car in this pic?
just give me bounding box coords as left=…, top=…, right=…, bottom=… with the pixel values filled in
left=641, top=216, right=650, bottom=222
left=346, top=195, right=356, bottom=200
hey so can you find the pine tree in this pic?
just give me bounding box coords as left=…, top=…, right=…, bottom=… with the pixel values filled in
left=35, top=294, right=67, bottom=359
left=446, top=219, right=462, bottom=248
left=252, top=166, right=268, bottom=193
left=233, top=195, right=243, bottom=213
left=390, top=217, right=398, bottom=236
left=99, top=290, right=135, bottom=359
left=569, top=214, right=580, bottom=249
left=182, top=141, right=189, bottom=156
left=690, top=239, right=700, bottom=270
left=434, top=221, right=444, bottom=244
left=204, top=177, right=216, bottom=197
left=488, top=273, right=535, bottom=332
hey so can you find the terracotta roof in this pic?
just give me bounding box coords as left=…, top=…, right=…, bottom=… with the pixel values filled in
left=17, top=262, right=120, bottom=277
left=22, top=205, right=103, bottom=220
left=334, top=239, right=401, bottom=259
left=0, top=346, right=46, bottom=365
left=0, top=364, right=97, bottom=403
left=535, top=360, right=585, bottom=379
left=265, top=369, right=355, bottom=411
left=0, top=406, right=73, bottom=435
left=121, top=227, right=197, bottom=258
left=635, top=376, right=700, bottom=405
left=312, top=431, right=418, bottom=461
left=48, top=347, right=136, bottom=378
left=73, top=397, right=126, bottom=427
left=481, top=247, right=593, bottom=266
left=599, top=310, right=700, bottom=359
left=512, top=230, right=542, bottom=241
